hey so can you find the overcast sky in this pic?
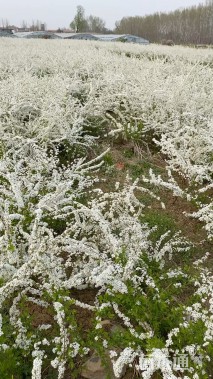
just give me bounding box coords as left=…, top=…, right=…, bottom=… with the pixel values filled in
left=1, top=0, right=204, bottom=29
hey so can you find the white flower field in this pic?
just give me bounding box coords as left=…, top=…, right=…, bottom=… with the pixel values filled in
left=0, top=39, right=212, bottom=378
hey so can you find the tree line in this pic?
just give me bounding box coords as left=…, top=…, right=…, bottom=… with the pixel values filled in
left=0, top=19, right=47, bottom=32
left=115, top=1, right=213, bottom=44
left=70, top=5, right=110, bottom=33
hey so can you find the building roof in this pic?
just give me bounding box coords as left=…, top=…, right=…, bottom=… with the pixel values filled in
left=14, top=32, right=149, bottom=44
left=60, top=33, right=149, bottom=44
left=0, top=31, right=17, bottom=37
left=15, top=31, right=62, bottom=39
left=64, top=33, right=99, bottom=40
left=0, top=27, right=13, bottom=32
left=98, top=34, right=149, bottom=43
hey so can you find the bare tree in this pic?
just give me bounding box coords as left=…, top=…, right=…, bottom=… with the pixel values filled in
left=115, top=2, right=213, bottom=45
left=21, top=20, right=28, bottom=30
left=1, top=18, right=9, bottom=28
left=86, top=15, right=106, bottom=33
left=29, top=20, right=46, bottom=32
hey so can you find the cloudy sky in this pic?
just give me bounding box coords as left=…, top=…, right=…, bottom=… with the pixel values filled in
left=1, top=0, right=204, bottom=29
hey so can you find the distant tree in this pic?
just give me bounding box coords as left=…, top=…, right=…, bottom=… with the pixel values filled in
left=29, top=20, right=46, bottom=32
left=70, top=5, right=88, bottom=32
left=30, top=20, right=35, bottom=31
left=21, top=20, right=28, bottom=29
left=86, top=15, right=106, bottom=33
left=115, top=20, right=121, bottom=31
left=1, top=18, right=9, bottom=27
left=36, top=20, right=41, bottom=31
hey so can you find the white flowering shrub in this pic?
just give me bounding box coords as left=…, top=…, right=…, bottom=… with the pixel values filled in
left=0, top=39, right=212, bottom=378
left=93, top=239, right=212, bottom=379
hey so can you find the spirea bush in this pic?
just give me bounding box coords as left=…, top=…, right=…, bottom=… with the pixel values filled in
left=0, top=39, right=212, bottom=378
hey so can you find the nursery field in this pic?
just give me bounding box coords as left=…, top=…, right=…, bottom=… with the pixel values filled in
left=0, top=39, right=213, bottom=379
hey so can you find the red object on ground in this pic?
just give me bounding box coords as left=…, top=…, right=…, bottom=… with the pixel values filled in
left=115, top=162, right=125, bottom=170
